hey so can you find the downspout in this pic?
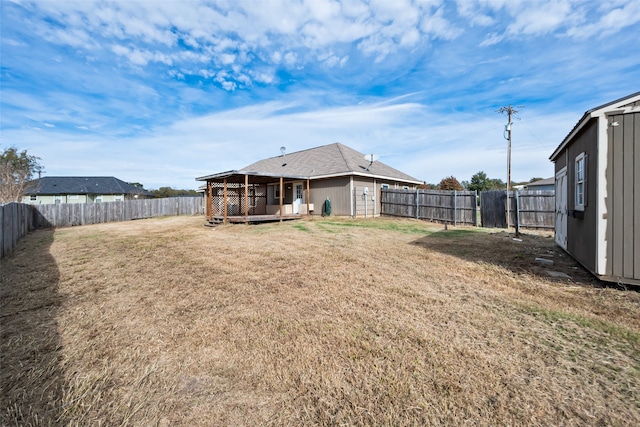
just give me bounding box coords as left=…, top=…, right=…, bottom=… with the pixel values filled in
left=416, top=188, right=419, bottom=220
left=306, top=178, right=311, bottom=217
left=279, top=176, right=283, bottom=223
left=373, top=179, right=377, bottom=217
left=350, top=176, right=354, bottom=217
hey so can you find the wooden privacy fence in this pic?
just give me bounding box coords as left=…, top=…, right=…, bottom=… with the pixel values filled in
left=480, top=190, right=555, bottom=230
left=381, top=189, right=478, bottom=226
left=1, top=202, right=33, bottom=259
left=1, top=197, right=203, bottom=259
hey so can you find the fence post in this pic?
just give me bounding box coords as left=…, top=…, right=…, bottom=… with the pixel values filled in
left=453, top=190, right=457, bottom=227
left=416, top=188, right=419, bottom=220
left=515, top=190, right=521, bottom=236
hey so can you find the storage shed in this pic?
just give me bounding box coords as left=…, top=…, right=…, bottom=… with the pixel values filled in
left=550, top=91, right=640, bottom=285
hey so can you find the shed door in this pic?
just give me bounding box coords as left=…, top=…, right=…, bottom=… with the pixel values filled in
left=555, top=167, right=568, bottom=250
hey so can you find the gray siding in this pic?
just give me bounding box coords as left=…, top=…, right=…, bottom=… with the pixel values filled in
left=564, top=118, right=599, bottom=273
left=309, top=177, right=351, bottom=216
left=606, top=112, right=640, bottom=280
left=352, top=177, right=376, bottom=217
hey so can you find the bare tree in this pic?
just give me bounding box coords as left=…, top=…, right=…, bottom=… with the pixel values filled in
left=0, top=147, right=44, bottom=204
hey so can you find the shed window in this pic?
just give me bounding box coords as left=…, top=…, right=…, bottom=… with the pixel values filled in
left=575, top=152, right=587, bottom=211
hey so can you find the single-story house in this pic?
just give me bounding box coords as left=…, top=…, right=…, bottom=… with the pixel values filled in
left=22, top=176, right=153, bottom=204
left=523, top=177, right=555, bottom=191
left=550, top=91, right=640, bottom=285
left=196, top=142, right=422, bottom=223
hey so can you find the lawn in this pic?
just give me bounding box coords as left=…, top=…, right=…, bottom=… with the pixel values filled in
left=1, top=215, right=639, bottom=426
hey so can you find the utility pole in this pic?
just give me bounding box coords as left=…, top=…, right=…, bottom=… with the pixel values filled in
left=497, top=105, right=520, bottom=231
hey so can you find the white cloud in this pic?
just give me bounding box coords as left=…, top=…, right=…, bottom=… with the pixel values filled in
left=567, top=0, right=640, bottom=38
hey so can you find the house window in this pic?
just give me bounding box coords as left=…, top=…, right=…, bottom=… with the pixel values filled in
left=575, top=152, right=586, bottom=211
left=402, top=186, right=410, bottom=190
left=69, top=194, right=79, bottom=199
left=96, top=195, right=102, bottom=203
left=380, top=184, right=390, bottom=190
left=30, top=195, right=37, bottom=201
left=115, top=195, right=123, bottom=201
left=274, top=186, right=280, bottom=200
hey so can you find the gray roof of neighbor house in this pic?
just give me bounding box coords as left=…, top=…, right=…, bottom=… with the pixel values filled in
left=24, top=176, right=152, bottom=196
left=197, top=143, right=422, bottom=184
left=525, top=177, right=555, bottom=188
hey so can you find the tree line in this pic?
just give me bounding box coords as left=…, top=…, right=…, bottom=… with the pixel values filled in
left=423, top=171, right=545, bottom=192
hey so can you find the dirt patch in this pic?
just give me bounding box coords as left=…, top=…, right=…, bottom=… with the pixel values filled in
left=2, top=216, right=639, bottom=426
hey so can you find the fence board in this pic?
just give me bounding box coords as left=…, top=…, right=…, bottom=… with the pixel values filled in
left=480, top=190, right=554, bottom=229
left=381, top=189, right=477, bottom=225
left=1, top=197, right=204, bottom=259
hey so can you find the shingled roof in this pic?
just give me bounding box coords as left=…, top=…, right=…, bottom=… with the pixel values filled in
left=240, top=143, right=421, bottom=183
left=24, top=176, right=151, bottom=196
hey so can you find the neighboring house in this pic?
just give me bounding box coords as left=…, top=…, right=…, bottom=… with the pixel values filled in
left=550, top=91, right=640, bottom=285
left=22, top=176, right=153, bottom=204
left=196, top=142, right=422, bottom=221
left=523, top=177, right=555, bottom=191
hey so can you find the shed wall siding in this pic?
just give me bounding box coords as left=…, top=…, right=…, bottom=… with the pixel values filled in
left=606, top=112, right=640, bottom=280
left=565, top=118, right=599, bottom=273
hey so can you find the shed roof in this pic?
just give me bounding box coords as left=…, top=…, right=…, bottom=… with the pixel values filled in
left=24, top=176, right=152, bottom=196
left=197, top=143, right=421, bottom=184
left=550, top=91, right=640, bottom=161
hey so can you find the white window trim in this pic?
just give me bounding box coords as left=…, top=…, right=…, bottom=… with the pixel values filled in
left=575, top=152, right=586, bottom=211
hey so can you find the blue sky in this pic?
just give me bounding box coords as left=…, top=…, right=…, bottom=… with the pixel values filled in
left=2, top=0, right=639, bottom=190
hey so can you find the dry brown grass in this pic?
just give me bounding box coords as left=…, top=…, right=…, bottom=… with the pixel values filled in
left=2, top=215, right=639, bottom=426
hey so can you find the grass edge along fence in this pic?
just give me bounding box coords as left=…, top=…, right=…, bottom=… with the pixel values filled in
left=1, top=197, right=203, bottom=259
left=381, top=189, right=478, bottom=226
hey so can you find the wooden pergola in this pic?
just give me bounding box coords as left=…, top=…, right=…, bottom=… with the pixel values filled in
left=196, top=171, right=312, bottom=225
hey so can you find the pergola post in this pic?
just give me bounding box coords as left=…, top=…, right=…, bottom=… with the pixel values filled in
left=223, top=178, right=228, bottom=225
left=244, top=174, right=249, bottom=219
left=206, top=181, right=212, bottom=220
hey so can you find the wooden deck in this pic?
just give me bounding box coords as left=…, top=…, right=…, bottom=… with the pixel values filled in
left=207, top=214, right=305, bottom=225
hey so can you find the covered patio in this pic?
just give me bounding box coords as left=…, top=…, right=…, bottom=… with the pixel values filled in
left=196, top=171, right=314, bottom=225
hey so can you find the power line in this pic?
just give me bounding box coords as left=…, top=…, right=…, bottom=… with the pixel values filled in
left=497, top=105, right=523, bottom=232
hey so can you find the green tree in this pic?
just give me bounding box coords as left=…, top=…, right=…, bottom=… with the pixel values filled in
left=437, top=176, right=463, bottom=191
left=151, top=187, right=198, bottom=198
left=0, top=147, right=44, bottom=203
left=467, top=171, right=492, bottom=192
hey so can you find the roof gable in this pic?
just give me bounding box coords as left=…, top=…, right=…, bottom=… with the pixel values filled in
left=240, top=143, right=421, bottom=183
left=25, top=176, right=149, bottom=195
left=550, top=91, right=640, bottom=161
